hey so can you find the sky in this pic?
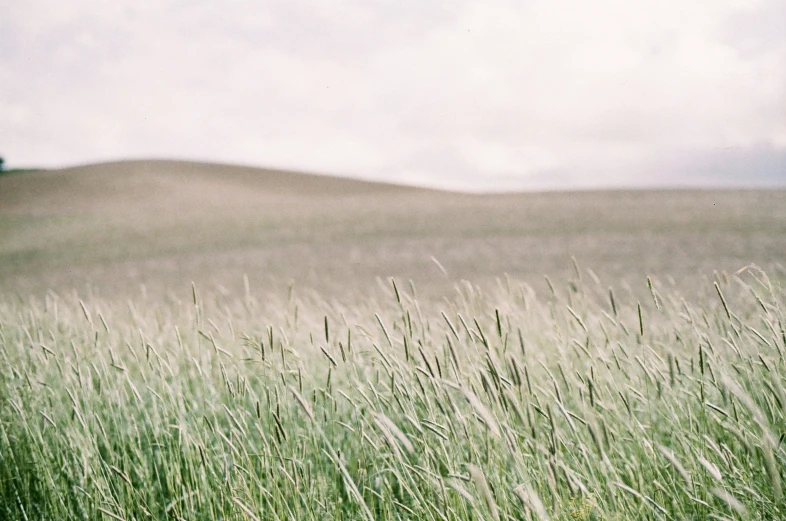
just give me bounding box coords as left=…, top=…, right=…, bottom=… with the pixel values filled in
left=1, top=0, right=785, bottom=191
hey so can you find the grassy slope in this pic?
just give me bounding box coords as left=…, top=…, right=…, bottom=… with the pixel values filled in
left=1, top=159, right=785, bottom=299
left=2, top=161, right=786, bottom=520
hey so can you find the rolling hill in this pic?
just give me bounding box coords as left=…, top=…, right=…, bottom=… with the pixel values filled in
left=2, top=159, right=785, bottom=299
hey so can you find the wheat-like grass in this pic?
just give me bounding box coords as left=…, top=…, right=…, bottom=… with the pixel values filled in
left=0, top=269, right=784, bottom=520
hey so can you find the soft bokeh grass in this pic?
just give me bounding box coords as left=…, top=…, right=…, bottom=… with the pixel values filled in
left=2, top=160, right=785, bottom=300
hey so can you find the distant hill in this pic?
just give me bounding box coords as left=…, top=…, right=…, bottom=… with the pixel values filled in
left=2, top=159, right=785, bottom=300
left=0, top=159, right=428, bottom=218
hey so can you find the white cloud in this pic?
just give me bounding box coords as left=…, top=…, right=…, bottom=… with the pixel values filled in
left=1, top=0, right=784, bottom=189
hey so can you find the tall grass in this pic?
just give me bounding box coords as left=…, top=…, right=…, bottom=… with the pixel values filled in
left=1, top=267, right=784, bottom=520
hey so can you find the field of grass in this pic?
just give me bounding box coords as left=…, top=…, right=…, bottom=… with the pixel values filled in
left=1, top=265, right=785, bottom=520
left=2, top=160, right=785, bottom=299
left=1, top=160, right=786, bottom=519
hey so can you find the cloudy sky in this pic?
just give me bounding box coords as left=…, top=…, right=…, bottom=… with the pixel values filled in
left=2, top=1, right=785, bottom=191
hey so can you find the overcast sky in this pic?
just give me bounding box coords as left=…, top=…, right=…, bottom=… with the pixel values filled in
left=2, top=1, right=785, bottom=191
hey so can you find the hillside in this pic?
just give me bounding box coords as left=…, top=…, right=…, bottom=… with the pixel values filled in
left=0, top=159, right=423, bottom=216
left=2, top=159, right=785, bottom=299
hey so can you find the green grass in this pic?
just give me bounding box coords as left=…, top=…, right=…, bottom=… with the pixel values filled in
left=2, top=160, right=786, bottom=519
left=1, top=266, right=784, bottom=520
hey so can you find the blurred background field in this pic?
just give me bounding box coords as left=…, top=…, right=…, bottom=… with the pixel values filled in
left=2, top=159, right=785, bottom=301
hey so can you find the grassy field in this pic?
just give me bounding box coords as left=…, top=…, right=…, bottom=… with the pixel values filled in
left=2, top=160, right=785, bottom=300
left=1, top=160, right=785, bottom=520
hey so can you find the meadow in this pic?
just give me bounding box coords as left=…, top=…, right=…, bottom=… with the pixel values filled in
left=2, top=160, right=785, bottom=299
left=1, top=161, right=785, bottom=520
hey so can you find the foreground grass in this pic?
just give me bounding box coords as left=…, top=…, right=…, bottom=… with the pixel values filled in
left=1, top=268, right=785, bottom=520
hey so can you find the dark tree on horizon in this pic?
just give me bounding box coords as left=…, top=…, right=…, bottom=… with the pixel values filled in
left=0, top=156, right=4, bottom=171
